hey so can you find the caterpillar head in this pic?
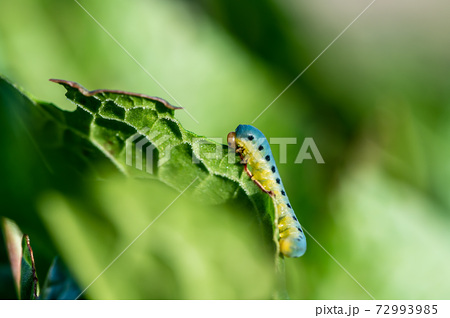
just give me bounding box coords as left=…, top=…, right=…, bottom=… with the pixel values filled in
left=234, top=124, right=269, bottom=151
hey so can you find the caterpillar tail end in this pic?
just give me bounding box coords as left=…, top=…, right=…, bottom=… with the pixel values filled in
left=280, top=237, right=307, bottom=258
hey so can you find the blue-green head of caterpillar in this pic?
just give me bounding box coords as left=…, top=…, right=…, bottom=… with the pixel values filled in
left=227, top=124, right=269, bottom=155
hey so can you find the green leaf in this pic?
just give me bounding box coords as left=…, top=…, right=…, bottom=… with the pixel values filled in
left=0, top=75, right=272, bottom=221
left=43, top=79, right=276, bottom=230
left=1, top=217, right=23, bottom=296
left=46, top=79, right=263, bottom=203
left=46, top=78, right=282, bottom=285
left=41, top=257, right=82, bottom=300
left=20, top=234, right=39, bottom=300
left=0, top=75, right=282, bottom=298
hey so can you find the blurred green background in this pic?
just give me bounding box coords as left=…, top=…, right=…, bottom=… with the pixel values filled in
left=1, top=0, right=450, bottom=299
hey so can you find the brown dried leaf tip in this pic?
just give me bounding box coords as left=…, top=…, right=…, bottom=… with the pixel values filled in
left=49, top=79, right=182, bottom=110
